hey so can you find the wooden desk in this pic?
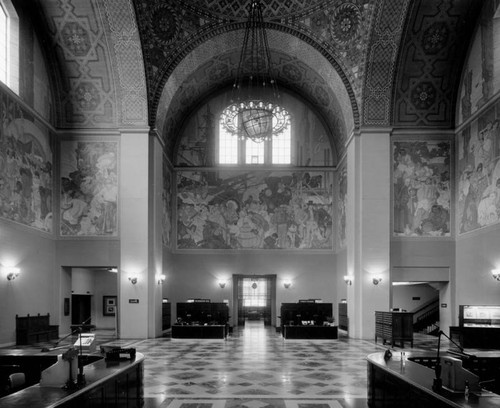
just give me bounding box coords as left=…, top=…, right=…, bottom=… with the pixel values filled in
left=171, top=324, right=227, bottom=339
left=367, top=351, right=500, bottom=408
left=283, top=325, right=338, bottom=339
left=0, top=350, right=144, bottom=407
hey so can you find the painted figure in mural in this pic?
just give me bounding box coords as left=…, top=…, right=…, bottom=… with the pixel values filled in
left=393, top=141, right=450, bottom=237
left=61, top=190, right=88, bottom=227
left=457, top=113, right=500, bottom=234
left=419, top=204, right=449, bottom=235
left=394, top=177, right=411, bottom=233
left=60, top=142, right=118, bottom=236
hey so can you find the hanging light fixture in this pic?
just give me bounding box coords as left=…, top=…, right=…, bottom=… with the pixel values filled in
left=221, top=0, right=289, bottom=143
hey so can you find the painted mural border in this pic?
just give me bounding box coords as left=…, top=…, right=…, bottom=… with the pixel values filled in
left=57, top=134, right=120, bottom=240
left=391, top=134, right=455, bottom=240
left=174, top=167, right=336, bottom=252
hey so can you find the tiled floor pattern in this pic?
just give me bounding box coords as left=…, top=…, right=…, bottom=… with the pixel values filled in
left=96, top=321, right=447, bottom=408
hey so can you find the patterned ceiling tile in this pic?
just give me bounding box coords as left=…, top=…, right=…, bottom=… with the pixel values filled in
left=392, top=0, right=480, bottom=127
left=44, top=0, right=117, bottom=127
left=185, top=0, right=329, bottom=20
left=101, top=0, right=148, bottom=126
left=362, top=0, right=410, bottom=126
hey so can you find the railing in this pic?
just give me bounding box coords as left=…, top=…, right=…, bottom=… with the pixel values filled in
left=412, top=298, right=440, bottom=333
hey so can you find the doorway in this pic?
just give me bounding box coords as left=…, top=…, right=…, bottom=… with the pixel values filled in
left=72, top=294, right=92, bottom=326
left=233, top=274, right=276, bottom=326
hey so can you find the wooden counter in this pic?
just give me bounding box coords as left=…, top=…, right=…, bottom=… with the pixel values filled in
left=283, top=325, right=338, bottom=339
left=367, top=351, right=500, bottom=408
left=0, top=350, right=144, bottom=407
left=171, top=324, right=227, bottom=339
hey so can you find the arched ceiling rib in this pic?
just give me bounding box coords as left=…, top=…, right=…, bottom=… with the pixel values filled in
left=156, top=29, right=354, bottom=160
left=134, top=0, right=377, bottom=161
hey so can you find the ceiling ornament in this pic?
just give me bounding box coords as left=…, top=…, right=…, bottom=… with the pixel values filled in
left=220, top=0, right=290, bottom=143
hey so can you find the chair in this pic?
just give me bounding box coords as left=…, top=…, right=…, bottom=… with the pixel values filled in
left=7, top=372, right=25, bottom=391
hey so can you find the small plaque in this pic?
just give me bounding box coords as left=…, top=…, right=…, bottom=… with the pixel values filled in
left=441, top=303, right=447, bottom=308
left=129, top=299, right=139, bottom=303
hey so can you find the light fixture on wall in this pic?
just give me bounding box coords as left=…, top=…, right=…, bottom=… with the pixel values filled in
left=5, top=267, right=20, bottom=281
left=372, top=276, right=383, bottom=285
left=218, top=279, right=227, bottom=288
left=283, top=280, right=292, bottom=289
left=220, top=0, right=289, bottom=143
left=129, top=276, right=138, bottom=285
left=158, top=274, right=166, bottom=285
left=344, top=275, right=353, bottom=286
left=492, top=269, right=500, bottom=281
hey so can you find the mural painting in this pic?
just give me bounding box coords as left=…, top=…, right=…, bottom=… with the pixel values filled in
left=393, top=140, right=451, bottom=237
left=457, top=101, right=500, bottom=234
left=457, top=0, right=498, bottom=125
left=0, top=96, right=54, bottom=232
left=337, top=165, right=347, bottom=249
left=60, top=140, right=118, bottom=236
left=162, top=164, right=172, bottom=248
left=176, top=170, right=334, bottom=250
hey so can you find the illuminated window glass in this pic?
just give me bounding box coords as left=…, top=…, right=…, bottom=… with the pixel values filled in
left=0, top=4, right=7, bottom=84
left=245, top=138, right=265, bottom=164
left=218, top=101, right=291, bottom=165
left=242, top=279, right=267, bottom=307
left=0, top=1, right=18, bottom=94
left=272, top=123, right=291, bottom=164
left=218, top=115, right=238, bottom=164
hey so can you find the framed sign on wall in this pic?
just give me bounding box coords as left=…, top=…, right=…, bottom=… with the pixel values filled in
left=103, top=295, right=117, bottom=316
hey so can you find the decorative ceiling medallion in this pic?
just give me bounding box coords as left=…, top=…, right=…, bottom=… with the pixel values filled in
left=410, top=81, right=436, bottom=110
left=422, top=22, right=449, bottom=55
left=74, top=82, right=100, bottom=111
left=283, top=63, right=303, bottom=82
left=330, top=2, right=361, bottom=45
left=150, top=4, right=180, bottom=47
left=61, top=22, right=91, bottom=57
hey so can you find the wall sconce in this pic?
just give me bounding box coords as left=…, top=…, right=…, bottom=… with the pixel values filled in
left=372, top=276, right=383, bottom=285
left=5, top=267, right=20, bottom=281
left=218, top=279, right=227, bottom=288
left=492, top=269, right=500, bottom=281
left=283, top=280, right=292, bottom=289
left=158, top=274, right=166, bottom=285
left=129, top=276, right=138, bottom=285
left=344, top=275, right=353, bottom=286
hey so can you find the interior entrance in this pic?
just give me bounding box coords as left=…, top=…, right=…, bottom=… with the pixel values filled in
left=234, top=274, right=276, bottom=326
left=71, top=294, right=92, bottom=326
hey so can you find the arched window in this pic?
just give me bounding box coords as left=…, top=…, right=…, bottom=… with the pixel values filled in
left=0, top=0, right=19, bottom=93
left=218, top=101, right=291, bottom=165
left=0, top=3, right=8, bottom=84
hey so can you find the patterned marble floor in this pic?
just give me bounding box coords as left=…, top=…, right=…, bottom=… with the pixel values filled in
left=99, top=321, right=447, bottom=408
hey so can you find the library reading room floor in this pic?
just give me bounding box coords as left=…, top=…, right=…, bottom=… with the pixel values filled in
left=91, top=320, right=449, bottom=408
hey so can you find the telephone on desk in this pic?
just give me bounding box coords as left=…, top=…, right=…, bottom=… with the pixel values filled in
left=103, top=347, right=136, bottom=361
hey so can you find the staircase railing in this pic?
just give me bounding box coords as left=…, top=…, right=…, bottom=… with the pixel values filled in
left=412, top=298, right=440, bottom=333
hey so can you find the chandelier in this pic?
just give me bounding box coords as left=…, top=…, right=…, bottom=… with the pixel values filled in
left=221, top=0, right=289, bottom=143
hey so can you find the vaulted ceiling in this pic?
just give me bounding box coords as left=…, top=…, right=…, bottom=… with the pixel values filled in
left=36, top=0, right=480, bottom=161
